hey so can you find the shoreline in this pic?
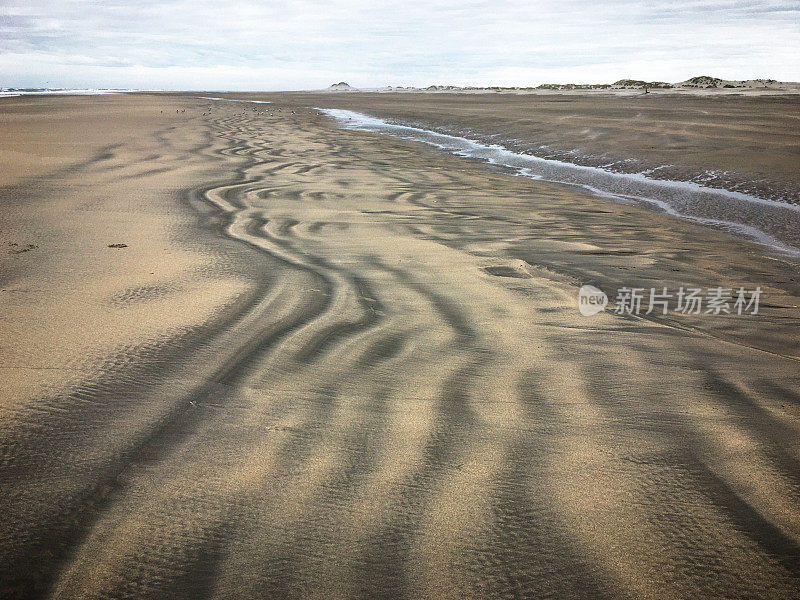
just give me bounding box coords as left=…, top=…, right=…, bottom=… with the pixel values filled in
left=316, top=106, right=800, bottom=258
left=222, top=91, right=800, bottom=204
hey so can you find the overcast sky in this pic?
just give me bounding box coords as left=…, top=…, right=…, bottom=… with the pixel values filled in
left=1, top=0, right=798, bottom=90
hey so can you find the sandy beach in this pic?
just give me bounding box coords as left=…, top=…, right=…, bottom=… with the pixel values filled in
left=2, top=92, right=800, bottom=599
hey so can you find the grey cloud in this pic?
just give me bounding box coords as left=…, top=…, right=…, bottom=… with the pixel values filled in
left=0, top=0, right=797, bottom=89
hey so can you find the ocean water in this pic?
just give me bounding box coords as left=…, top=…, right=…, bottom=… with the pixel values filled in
left=319, top=108, right=800, bottom=258
left=0, top=89, right=128, bottom=97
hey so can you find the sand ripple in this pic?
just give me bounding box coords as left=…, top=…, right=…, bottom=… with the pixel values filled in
left=1, top=98, right=799, bottom=599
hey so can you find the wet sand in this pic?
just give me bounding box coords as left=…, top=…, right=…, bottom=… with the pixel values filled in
left=1, top=93, right=799, bottom=599
left=235, top=91, right=800, bottom=202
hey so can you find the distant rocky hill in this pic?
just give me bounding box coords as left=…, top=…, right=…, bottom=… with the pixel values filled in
left=328, top=82, right=355, bottom=91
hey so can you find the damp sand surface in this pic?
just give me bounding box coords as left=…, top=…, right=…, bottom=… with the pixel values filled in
left=1, top=93, right=800, bottom=599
